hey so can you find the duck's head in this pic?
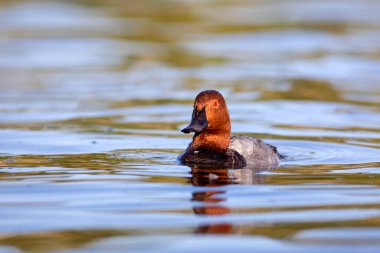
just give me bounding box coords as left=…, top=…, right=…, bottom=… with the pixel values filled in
left=182, top=90, right=231, bottom=151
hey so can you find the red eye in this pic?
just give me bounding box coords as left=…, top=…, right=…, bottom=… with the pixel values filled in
left=212, top=100, right=219, bottom=108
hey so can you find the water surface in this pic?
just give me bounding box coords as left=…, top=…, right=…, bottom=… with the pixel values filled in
left=1, top=0, right=380, bottom=252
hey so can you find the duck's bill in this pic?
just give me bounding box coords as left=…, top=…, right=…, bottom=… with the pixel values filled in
left=181, top=106, right=208, bottom=134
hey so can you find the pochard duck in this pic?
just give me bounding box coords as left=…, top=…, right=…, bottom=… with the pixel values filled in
left=179, top=90, right=280, bottom=169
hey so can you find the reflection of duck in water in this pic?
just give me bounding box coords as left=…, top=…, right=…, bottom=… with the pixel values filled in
left=191, top=167, right=232, bottom=234
left=190, top=166, right=270, bottom=185
left=179, top=90, right=280, bottom=169
left=190, top=166, right=270, bottom=234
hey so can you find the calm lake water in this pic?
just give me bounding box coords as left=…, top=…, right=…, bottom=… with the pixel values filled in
left=1, top=0, right=380, bottom=252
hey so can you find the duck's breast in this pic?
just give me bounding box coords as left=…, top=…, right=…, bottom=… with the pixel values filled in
left=229, top=136, right=280, bottom=166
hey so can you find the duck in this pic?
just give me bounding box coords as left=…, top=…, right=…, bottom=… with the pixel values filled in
left=179, top=90, right=280, bottom=169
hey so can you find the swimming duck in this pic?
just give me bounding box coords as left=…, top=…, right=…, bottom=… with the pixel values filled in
left=179, top=90, right=280, bottom=169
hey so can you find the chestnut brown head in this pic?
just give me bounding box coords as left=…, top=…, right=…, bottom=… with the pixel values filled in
left=182, top=90, right=231, bottom=151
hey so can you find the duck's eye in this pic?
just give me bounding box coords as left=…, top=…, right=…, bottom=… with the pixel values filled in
left=212, top=100, right=219, bottom=108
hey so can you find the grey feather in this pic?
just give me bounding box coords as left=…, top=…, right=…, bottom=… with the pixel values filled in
left=229, top=136, right=280, bottom=168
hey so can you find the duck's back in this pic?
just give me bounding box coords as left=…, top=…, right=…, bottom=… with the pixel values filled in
left=229, top=136, right=279, bottom=167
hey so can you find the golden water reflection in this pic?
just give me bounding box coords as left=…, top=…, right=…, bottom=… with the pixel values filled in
left=190, top=165, right=271, bottom=234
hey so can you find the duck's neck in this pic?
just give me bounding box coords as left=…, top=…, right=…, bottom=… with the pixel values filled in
left=191, top=129, right=231, bottom=152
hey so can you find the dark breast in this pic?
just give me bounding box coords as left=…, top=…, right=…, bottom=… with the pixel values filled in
left=178, top=148, right=247, bottom=169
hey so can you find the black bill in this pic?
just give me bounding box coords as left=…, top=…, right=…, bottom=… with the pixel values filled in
left=181, top=106, right=208, bottom=134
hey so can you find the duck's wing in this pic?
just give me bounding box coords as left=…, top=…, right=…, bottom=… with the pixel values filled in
left=229, top=136, right=280, bottom=166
